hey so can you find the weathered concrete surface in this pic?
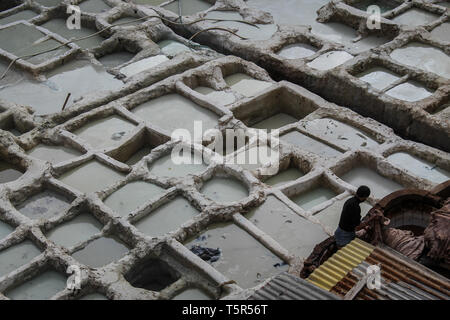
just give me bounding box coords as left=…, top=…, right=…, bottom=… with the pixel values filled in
left=148, top=0, right=449, bottom=151
left=0, top=0, right=448, bottom=300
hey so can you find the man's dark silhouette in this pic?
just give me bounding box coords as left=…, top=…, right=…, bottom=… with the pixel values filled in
left=334, top=186, right=371, bottom=248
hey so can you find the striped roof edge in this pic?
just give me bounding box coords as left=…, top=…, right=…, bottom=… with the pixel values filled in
left=307, top=238, right=375, bottom=291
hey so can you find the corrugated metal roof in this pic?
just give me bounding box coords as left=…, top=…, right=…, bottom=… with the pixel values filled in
left=307, top=238, right=375, bottom=291
left=306, top=239, right=450, bottom=300
left=248, top=272, right=341, bottom=300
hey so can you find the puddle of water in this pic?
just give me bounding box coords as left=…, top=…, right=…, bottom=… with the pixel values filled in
left=340, top=166, right=404, bottom=199
left=391, top=8, right=440, bottom=27
left=132, top=93, right=219, bottom=134
left=0, top=240, right=41, bottom=278
left=71, top=236, right=129, bottom=268
left=104, top=181, right=166, bottom=217
left=264, top=167, right=304, bottom=187
left=224, top=73, right=272, bottom=97
left=0, top=10, right=38, bottom=25
left=289, top=186, right=337, bottom=211
left=306, top=51, right=353, bottom=71
left=5, top=270, right=67, bottom=300
left=390, top=42, right=450, bottom=79
left=35, top=0, right=63, bottom=7
left=281, top=131, right=343, bottom=158
left=302, top=118, right=380, bottom=149
left=185, top=222, right=288, bottom=289
left=79, top=0, right=111, bottom=13
left=41, top=18, right=104, bottom=49
left=158, top=40, right=191, bottom=56
left=0, top=23, right=69, bottom=64
left=252, top=113, right=298, bottom=130
left=201, top=177, right=248, bottom=203
left=357, top=67, right=401, bottom=91
left=0, top=161, right=23, bottom=183
left=119, top=55, right=169, bottom=77
left=163, top=0, right=213, bottom=16
left=194, top=86, right=237, bottom=106
left=205, top=11, right=278, bottom=41
left=148, top=153, right=207, bottom=178
left=0, top=220, right=14, bottom=240
left=0, top=59, right=123, bottom=115
left=351, top=0, right=399, bottom=13
left=58, top=161, right=125, bottom=194
left=134, top=196, right=200, bottom=236
left=246, top=195, right=328, bottom=257
left=16, top=190, right=72, bottom=220
left=387, top=152, right=450, bottom=184
left=385, top=81, right=433, bottom=102
left=430, top=22, right=450, bottom=43
left=19, top=41, right=69, bottom=65
left=277, top=43, right=317, bottom=59
left=172, top=288, right=212, bottom=300
left=46, top=213, right=103, bottom=248
left=79, top=293, right=108, bottom=300
left=125, top=146, right=152, bottom=165
left=74, top=115, right=136, bottom=149
left=27, top=145, right=82, bottom=164
left=98, top=51, right=134, bottom=68
left=314, top=196, right=372, bottom=231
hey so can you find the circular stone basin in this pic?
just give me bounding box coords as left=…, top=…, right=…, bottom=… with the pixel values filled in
left=306, top=51, right=353, bottom=71
left=0, top=161, right=24, bottom=183
left=384, top=201, right=434, bottom=236
left=277, top=43, right=317, bottom=59
left=125, top=258, right=180, bottom=291
left=201, top=177, right=249, bottom=204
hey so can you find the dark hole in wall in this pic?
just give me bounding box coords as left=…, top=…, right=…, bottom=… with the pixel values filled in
left=0, top=0, right=22, bottom=12
left=384, top=199, right=436, bottom=236
left=397, top=225, right=425, bottom=236
left=124, top=258, right=180, bottom=291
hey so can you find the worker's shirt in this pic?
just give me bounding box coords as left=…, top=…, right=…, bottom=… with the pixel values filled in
left=338, top=196, right=362, bottom=232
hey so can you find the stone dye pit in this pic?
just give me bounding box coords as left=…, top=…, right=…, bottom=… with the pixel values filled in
left=0, top=0, right=448, bottom=301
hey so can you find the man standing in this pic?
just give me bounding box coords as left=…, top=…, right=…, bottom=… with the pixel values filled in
left=334, top=186, right=371, bottom=248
